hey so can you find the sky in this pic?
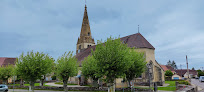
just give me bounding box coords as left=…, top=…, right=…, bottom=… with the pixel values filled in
left=0, top=0, right=204, bottom=70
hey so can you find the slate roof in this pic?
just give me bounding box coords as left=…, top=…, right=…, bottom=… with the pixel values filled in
left=175, top=69, right=198, bottom=77
left=0, top=57, right=16, bottom=67
left=76, top=33, right=155, bottom=66
left=120, top=33, right=155, bottom=49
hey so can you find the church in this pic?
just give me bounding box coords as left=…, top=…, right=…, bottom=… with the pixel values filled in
left=71, top=5, right=165, bottom=87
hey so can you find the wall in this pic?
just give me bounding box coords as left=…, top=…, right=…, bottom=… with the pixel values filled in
left=134, top=48, right=165, bottom=85
left=76, top=43, right=95, bottom=53
left=172, top=74, right=182, bottom=80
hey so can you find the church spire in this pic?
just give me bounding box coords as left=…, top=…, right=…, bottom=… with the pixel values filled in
left=80, top=5, right=91, bottom=37
left=76, top=4, right=95, bottom=54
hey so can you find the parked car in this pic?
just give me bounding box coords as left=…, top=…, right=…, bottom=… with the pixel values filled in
left=199, top=76, right=204, bottom=82
left=195, top=77, right=199, bottom=79
left=0, top=84, right=8, bottom=92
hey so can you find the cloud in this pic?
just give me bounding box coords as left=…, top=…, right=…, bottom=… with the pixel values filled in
left=0, top=0, right=203, bottom=69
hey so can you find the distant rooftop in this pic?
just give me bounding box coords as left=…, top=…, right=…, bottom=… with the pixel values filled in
left=0, top=57, right=16, bottom=67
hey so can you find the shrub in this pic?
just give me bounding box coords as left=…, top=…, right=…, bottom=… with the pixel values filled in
left=51, top=75, right=56, bottom=80
left=178, top=80, right=190, bottom=85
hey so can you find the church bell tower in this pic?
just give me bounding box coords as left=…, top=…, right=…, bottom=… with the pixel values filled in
left=76, top=5, right=95, bottom=54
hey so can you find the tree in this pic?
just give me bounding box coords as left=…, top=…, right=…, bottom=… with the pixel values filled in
left=167, top=60, right=171, bottom=66
left=192, top=67, right=195, bottom=70
left=55, top=51, right=78, bottom=92
left=0, top=65, right=14, bottom=84
left=166, top=60, right=177, bottom=69
left=82, top=56, right=100, bottom=87
left=15, top=51, right=54, bottom=92
left=197, top=70, right=204, bottom=77
left=165, top=70, right=173, bottom=80
left=92, top=37, right=132, bottom=92
left=125, top=49, right=146, bottom=87
left=40, top=55, right=55, bottom=86
left=171, top=61, right=177, bottom=69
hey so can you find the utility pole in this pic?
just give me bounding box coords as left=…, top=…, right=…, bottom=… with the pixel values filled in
left=180, top=64, right=182, bottom=70
left=186, top=55, right=189, bottom=79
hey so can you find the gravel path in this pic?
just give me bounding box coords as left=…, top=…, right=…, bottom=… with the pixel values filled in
left=45, top=82, right=87, bottom=87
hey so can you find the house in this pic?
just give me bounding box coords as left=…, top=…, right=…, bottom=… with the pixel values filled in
left=172, top=74, right=183, bottom=80
left=0, top=57, right=16, bottom=83
left=160, top=65, right=175, bottom=73
left=0, top=57, right=16, bottom=67
left=0, top=57, right=53, bottom=83
left=72, top=4, right=165, bottom=87
left=175, top=69, right=198, bottom=79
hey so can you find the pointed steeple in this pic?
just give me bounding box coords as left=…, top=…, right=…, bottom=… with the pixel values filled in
left=76, top=5, right=95, bottom=54
left=80, top=5, right=91, bottom=37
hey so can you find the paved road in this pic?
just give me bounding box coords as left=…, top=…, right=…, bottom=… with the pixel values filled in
left=45, top=83, right=87, bottom=87
left=191, top=79, right=204, bottom=91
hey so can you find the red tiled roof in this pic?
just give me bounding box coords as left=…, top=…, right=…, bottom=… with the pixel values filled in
left=160, top=65, right=175, bottom=73
left=0, top=57, right=16, bottom=67
left=76, top=33, right=155, bottom=66
left=161, top=65, right=168, bottom=71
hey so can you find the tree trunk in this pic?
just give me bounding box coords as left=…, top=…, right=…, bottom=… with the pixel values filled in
left=20, top=78, right=24, bottom=87
left=108, top=83, right=115, bottom=92
left=29, top=81, right=35, bottom=92
left=63, top=79, right=68, bottom=92
left=92, top=79, right=98, bottom=87
left=40, top=75, right=45, bottom=86
left=128, top=80, right=131, bottom=87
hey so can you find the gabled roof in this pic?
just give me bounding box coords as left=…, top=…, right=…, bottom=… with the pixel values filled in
left=0, top=57, right=16, bottom=67
left=76, top=33, right=155, bottom=66
left=161, top=65, right=175, bottom=73
left=75, top=46, right=96, bottom=66
left=120, top=33, right=155, bottom=49
left=175, top=69, right=198, bottom=77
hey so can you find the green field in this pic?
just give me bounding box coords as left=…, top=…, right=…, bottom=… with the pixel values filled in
left=158, top=81, right=176, bottom=91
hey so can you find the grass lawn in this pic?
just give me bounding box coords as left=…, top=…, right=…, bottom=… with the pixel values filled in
left=158, top=81, right=176, bottom=91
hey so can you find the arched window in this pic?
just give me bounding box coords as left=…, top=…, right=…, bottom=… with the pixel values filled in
left=88, top=32, right=90, bottom=36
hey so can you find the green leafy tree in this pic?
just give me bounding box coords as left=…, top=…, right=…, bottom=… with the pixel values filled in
left=125, top=49, right=146, bottom=87
left=82, top=56, right=100, bottom=87
left=165, top=70, right=173, bottom=80
left=55, top=51, right=78, bottom=92
left=40, top=55, right=55, bottom=86
left=0, top=65, right=14, bottom=84
left=165, top=70, right=173, bottom=77
left=92, top=37, right=132, bottom=92
left=197, top=70, right=204, bottom=77
left=15, top=51, right=54, bottom=92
